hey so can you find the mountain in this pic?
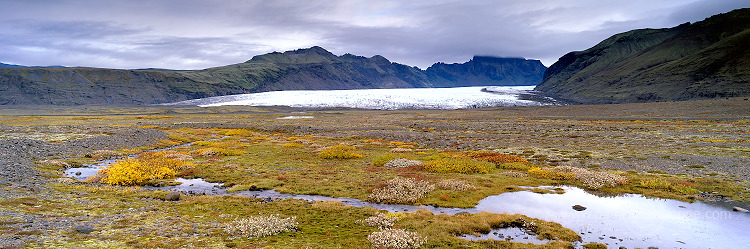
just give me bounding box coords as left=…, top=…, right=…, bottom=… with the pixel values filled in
left=426, top=56, right=545, bottom=86
left=0, top=63, right=66, bottom=68
left=0, top=46, right=545, bottom=105
left=535, top=8, right=750, bottom=104
left=0, top=62, right=27, bottom=68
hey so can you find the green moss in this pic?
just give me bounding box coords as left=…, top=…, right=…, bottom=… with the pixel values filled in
left=685, top=165, right=705, bottom=168
left=582, top=242, right=608, bottom=249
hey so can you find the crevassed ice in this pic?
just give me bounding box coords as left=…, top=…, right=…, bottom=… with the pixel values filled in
left=165, top=86, right=548, bottom=110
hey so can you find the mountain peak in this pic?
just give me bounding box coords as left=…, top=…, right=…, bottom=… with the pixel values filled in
left=247, top=46, right=338, bottom=64
left=0, top=62, right=26, bottom=68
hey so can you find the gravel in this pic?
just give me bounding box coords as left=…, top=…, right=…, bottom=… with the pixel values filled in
left=0, top=125, right=166, bottom=247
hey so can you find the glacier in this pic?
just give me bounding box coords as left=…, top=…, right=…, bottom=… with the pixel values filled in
left=163, top=86, right=559, bottom=110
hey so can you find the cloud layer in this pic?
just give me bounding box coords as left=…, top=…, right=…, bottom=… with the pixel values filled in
left=0, top=0, right=747, bottom=69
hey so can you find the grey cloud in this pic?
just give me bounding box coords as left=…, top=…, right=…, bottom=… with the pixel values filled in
left=0, top=0, right=748, bottom=69
left=8, top=19, right=147, bottom=39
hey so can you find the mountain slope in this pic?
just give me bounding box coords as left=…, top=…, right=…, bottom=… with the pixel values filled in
left=536, top=8, right=750, bottom=104
left=0, top=46, right=545, bottom=105
left=0, top=63, right=26, bottom=68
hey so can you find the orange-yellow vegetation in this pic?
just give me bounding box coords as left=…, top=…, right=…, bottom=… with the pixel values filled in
left=528, top=167, right=576, bottom=180
left=462, top=151, right=529, bottom=164
left=423, top=158, right=494, bottom=174
left=317, top=145, right=362, bottom=159
left=193, top=140, right=248, bottom=148
left=191, top=147, right=245, bottom=157
left=99, top=151, right=194, bottom=186
left=223, top=129, right=257, bottom=137
left=281, top=142, right=305, bottom=148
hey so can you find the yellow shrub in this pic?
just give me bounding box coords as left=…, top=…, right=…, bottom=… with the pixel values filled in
left=100, top=152, right=194, bottom=186
left=423, top=158, right=494, bottom=174
left=498, top=162, right=531, bottom=171
left=318, top=145, right=362, bottom=159
left=192, top=147, right=244, bottom=157
left=281, top=142, right=305, bottom=148
left=422, top=152, right=452, bottom=161
left=194, top=140, right=247, bottom=148
left=463, top=151, right=529, bottom=164
left=223, top=129, right=257, bottom=137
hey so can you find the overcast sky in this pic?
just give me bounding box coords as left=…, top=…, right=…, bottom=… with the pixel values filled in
left=0, top=0, right=747, bottom=70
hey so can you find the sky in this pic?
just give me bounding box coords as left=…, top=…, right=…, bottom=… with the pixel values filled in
left=0, top=0, right=748, bottom=70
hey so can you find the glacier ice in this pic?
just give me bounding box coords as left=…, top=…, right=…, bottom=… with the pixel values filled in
left=163, top=86, right=556, bottom=110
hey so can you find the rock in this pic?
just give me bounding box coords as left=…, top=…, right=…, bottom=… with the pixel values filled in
left=165, top=191, right=181, bottom=201
left=733, top=206, right=749, bottom=212
left=1, top=240, right=25, bottom=249
left=572, top=204, right=587, bottom=211
left=74, top=225, right=95, bottom=234
left=619, top=247, right=627, bottom=249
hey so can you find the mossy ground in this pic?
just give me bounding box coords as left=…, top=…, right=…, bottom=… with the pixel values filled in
left=1, top=101, right=749, bottom=248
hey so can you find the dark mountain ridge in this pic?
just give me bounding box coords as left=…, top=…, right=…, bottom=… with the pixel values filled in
left=0, top=46, right=545, bottom=105
left=0, top=62, right=65, bottom=68
left=426, top=56, right=545, bottom=86
left=536, top=8, right=750, bottom=104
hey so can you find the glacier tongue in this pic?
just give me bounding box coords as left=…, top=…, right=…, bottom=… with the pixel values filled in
left=165, top=86, right=554, bottom=110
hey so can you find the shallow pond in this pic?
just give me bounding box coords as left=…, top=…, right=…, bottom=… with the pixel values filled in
left=64, top=158, right=116, bottom=181
left=474, top=187, right=750, bottom=248
left=63, top=142, right=199, bottom=180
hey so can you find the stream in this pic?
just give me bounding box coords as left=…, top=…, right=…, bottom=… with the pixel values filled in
left=65, top=154, right=750, bottom=249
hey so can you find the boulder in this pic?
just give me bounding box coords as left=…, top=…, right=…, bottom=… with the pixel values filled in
left=74, top=225, right=95, bottom=234
left=165, top=191, right=181, bottom=201
left=572, top=205, right=587, bottom=211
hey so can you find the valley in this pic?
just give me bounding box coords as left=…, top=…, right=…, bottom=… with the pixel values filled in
left=1, top=98, right=748, bottom=248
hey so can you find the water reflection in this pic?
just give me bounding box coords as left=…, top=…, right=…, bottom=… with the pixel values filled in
left=474, top=186, right=750, bottom=248
left=162, top=179, right=750, bottom=248
left=459, top=227, right=550, bottom=244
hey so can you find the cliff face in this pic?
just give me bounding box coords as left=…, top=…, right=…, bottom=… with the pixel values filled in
left=536, top=8, right=750, bottom=104
left=426, top=56, right=546, bottom=87
left=0, top=46, right=545, bottom=105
